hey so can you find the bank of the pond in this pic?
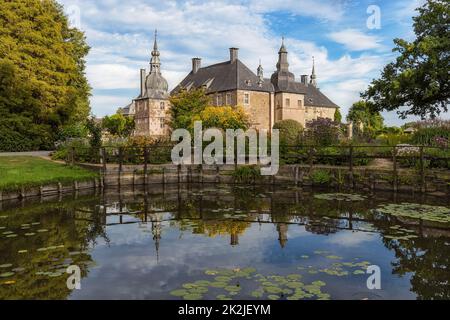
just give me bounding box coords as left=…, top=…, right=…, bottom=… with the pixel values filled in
left=98, top=163, right=450, bottom=197
left=0, top=157, right=99, bottom=201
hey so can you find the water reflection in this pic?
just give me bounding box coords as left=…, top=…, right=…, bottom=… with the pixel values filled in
left=0, top=184, right=449, bottom=300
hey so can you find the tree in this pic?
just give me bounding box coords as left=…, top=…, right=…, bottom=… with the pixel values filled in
left=0, top=0, right=91, bottom=150
left=347, top=101, right=384, bottom=138
left=192, top=106, right=250, bottom=131
left=102, top=114, right=135, bottom=138
left=305, top=118, right=340, bottom=146
left=362, top=0, right=449, bottom=119
left=334, top=108, right=343, bottom=123
left=169, top=88, right=211, bottom=130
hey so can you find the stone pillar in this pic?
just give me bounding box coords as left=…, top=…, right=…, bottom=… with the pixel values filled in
left=347, top=122, right=354, bottom=140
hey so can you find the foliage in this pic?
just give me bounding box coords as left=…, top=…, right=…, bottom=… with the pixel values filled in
left=273, top=120, right=303, bottom=146
left=232, top=166, right=261, bottom=183
left=102, top=113, right=135, bottom=138
left=334, top=109, right=343, bottom=123
left=376, top=133, right=412, bottom=146
left=192, top=106, right=250, bottom=131
left=362, top=0, right=450, bottom=118
left=86, top=118, right=102, bottom=149
left=55, top=122, right=88, bottom=142
left=169, top=88, right=210, bottom=130
left=304, top=118, right=340, bottom=146
left=122, top=136, right=173, bottom=164
left=411, top=119, right=450, bottom=146
left=0, top=0, right=91, bottom=151
left=310, top=170, right=331, bottom=185
left=0, top=157, right=97, bottom=191
left=347, top=101, right=384, bottom=138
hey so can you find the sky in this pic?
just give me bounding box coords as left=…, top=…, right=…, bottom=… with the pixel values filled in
left=57, top=0, right=448, bottom=126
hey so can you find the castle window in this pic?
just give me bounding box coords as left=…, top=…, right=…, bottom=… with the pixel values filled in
left=298, top=100, right=303, bottom=108
left=285, top=98, right=290, bottom=107
left=244, top=93, right=250, bottom=105
left=217, top=94, right=223, bottom=106
left=226, top=93, right=232, bottom=105
left=160, top=102, right=165, bottom=110
left=159, top=118, right=165, bottom=129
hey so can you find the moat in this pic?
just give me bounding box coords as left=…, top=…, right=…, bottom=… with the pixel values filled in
left=0, top=185, right=449, bottom=300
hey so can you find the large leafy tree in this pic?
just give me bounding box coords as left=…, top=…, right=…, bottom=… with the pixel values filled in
left=102, top=113, right=135, bottom=138
left=169, top=88, right=211, bottom=130
left=0, top=0, right=91, bottom=151
left=192, top=106, right=250, bottom=131
left=362, top=0, right=449, bottom=119
left=347, top=100, right=384, bottom=138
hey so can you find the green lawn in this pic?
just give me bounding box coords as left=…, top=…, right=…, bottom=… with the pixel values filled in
left=0, top=157, right=98, bottom=191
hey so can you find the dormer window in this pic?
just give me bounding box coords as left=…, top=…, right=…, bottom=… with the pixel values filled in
left=245, top=80, right=252, bottom=87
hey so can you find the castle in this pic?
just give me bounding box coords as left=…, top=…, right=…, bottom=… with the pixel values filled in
left=118, top=32, right=339, bottom=136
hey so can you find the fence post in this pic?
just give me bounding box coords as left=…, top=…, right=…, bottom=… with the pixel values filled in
left=71, top=147, right=75, bottom=166
left=101, top=147, right=107, bottom=187
left=420, top=146, right=425, bottom=193
left=308, top=146, right=314, bottom=172
left=118, top=147, right=123, bottom=187
left=393, top=146, right=398, bottom=192
left=143, top=147, right=149, bottom=186
left=349, top=145, right=354, bottom=187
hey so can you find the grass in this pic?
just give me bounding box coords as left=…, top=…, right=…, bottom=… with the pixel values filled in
left=0, top=157, right=98, bottom=192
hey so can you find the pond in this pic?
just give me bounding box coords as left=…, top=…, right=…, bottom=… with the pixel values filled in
left=0, top=184, right=449, bottom=300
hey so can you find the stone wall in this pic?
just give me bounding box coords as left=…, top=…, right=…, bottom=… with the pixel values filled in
left=134, top=98, right=170, bottom=137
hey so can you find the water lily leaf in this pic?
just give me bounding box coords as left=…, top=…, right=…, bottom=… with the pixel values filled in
left=267, top=295, right=280, bottom=300
left=0, top=264, right=13, bottom=269
left=209, top=282, right=228, bottom=288
left=0, top=272, right=15, bottom=278
left=183, top=293, right=203, bottom=300
left=18, top=250, right=28, bottom=254
left=251, top=290, right=264, bottom=298
left=170, top=289, right=188, bottom=297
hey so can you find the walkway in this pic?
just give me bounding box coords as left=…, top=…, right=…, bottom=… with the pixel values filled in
left=0, top=151, right=52, bottom=157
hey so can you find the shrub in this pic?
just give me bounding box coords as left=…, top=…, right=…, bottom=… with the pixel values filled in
left=273, top=120, right=303, bottom=146
left=232, top=166, right=261, bottom=183
left=310, top=170, right=331, bottom=185
left=304, top=118, right=340, bottom=146
left=411, top=119, right=450, bottom=146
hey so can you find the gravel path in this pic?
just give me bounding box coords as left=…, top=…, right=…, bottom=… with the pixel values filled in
left=0, top=151, right=52, bottom=157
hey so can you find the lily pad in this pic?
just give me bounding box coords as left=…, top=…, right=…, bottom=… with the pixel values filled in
left=0, top=272, right=15, bottom=278
left=0, top=264, right=13, bottom=269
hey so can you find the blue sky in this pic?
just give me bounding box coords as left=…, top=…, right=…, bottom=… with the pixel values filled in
left=58, top=0, right=448, bottom=126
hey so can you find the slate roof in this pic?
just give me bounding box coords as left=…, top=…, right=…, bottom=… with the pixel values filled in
left=172, top=59, right=339, bottom=109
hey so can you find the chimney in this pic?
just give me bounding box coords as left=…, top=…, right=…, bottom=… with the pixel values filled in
left=300, top=74, right=309, bottom=85
left=229, top=48, right=239, bottom=62
left=140, top=69, right=146, bottom=96
left=192, top=58, right=201, bottom=74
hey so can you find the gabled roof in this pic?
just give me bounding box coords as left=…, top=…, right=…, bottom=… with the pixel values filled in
left=172, top=58, right=339, bottom=109
left=171, top=59, right=274, bottom=94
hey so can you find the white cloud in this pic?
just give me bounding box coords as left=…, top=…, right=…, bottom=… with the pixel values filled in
left=327, top=231, right=375, bottom=247
left=329, top=29, right=384, bottom=51
left=58, top=0, right=388, bottom=120
left=87, top=64, right=138, bottom=90
left=90, top=95, right=133, bottom=116
left=248, top=0, right=347, bottom=22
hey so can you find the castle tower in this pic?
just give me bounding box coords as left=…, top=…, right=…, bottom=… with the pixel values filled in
left=310, top=56, right=317, bottom=88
